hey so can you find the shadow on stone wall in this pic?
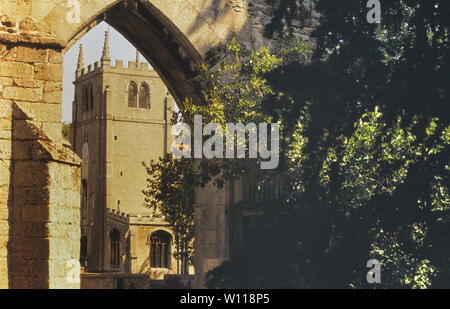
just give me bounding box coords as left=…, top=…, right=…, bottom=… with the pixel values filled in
left=8, top=103, right=50, bottom=288
left=8, top=103, right=81, bottom=288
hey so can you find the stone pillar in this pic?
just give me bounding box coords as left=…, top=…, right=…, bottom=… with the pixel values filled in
left=193, top=177, right=234, bottom=288
left=0, top=16, right=82, bottom=288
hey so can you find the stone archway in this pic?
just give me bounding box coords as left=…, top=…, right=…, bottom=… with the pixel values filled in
left=47, top=0, right=256, bottom=106
left=0, top=0, right=266, bottom=289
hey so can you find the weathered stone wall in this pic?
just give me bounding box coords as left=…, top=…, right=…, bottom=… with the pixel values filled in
left=194, top=178, right=241, bottom=289
left=7, top=107, right=81, bottom=289
left=0, top=15, right=81, bottom=288
left=226, top=0, right=318, bottom=48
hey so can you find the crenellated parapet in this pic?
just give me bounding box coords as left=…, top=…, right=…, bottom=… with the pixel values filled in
left=106, top=208, right=130, bottom=224
left=75, top=58, right=155, bottom=82
left=105, top=208, right=171, bottom=226
left=129, top=213, right=170, bottom=226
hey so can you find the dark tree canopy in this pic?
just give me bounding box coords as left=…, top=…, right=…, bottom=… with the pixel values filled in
left=206, top=0, right=450, bottom=288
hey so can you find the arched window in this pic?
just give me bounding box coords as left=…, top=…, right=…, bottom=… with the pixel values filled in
left=139, top=83, right=150, bottom=109
left=82, top=86, right=88, bottom=112
left=89, top=84, right=94, bottom=110
left=110, top=229, right=121, bottom=269
left=82, top=179, right=88, bottom=209
left=80, top=236, right=88, bottom=267
left=150, top=230, right=172, bottom=269
left=128, top=82, right=137, bottom=108
left=82, top=84, right=93, bottom=112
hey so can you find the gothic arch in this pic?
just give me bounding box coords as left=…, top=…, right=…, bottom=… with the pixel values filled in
left=82, top=84, right=93, bottom=111
left=138, top=82, right=150, bottom=109
left=127, top=81, right=138, bottom=108
left=149, top=230, right=173, bottom=269
left=109, top=229, right=121, bottom=269
left=40, top=0, right=253, bottom=107
left=0, top=0, right=263, bottom=289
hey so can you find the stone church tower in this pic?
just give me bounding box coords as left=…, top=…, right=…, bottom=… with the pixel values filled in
left=70, top=32, right=178, bottom=279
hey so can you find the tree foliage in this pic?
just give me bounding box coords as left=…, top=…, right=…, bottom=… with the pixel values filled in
left=62, top=122, right=71, bottom=141
left=144, top=0, right=450, bottom=288
left=207, top=0, right=450, bottom=288
left=142, top=156, right=196, bottom=265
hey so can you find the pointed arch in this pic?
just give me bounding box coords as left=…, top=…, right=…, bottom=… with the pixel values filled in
left=149, top=230, right=172, bottom=269
left=110, top=229, right=121, bottom=269
left=80, top=236, right=88, bottom=268
left=139, top=83, right=150, bottom=109
left=89, top=84, right=94, bottom=110
left=82, top=84, right=94, bottom=112
left=82, top=85, right=89, bottom=112
left=128, top=82, right=138, bottom=108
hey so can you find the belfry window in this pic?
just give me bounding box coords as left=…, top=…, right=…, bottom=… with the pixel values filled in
left=80, top=236, right=88, bottom=268
left=82, top=179, right=88, bottom=213
left=150, top=231, right=172, bottom=269
left=128, top=82, right=138, bottom=107
left=89, top=84, right=94, bottom=110
left=82, top=86, right=88, bottom=112
left=139, top=83, right=150, bottom=109
left=82, top=84, right=93, bottom=112
left=110, top=229, right=121, bottom=269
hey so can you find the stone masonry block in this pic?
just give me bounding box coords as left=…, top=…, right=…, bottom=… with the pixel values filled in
left=0, top=257, right=7, bottom=289
left=0, top=119, right=11, bottom=139
left=11, top=140, right=34, bottom=160
left=13, top=78, right=44, bottom=88
left=12, top=161, right=49, bottom=187
left=43, top=81, right=63, bottom=103
left=43, top=91, right=62, bottom=104
left=34, top=63, right=63, bottom=82
left=0, top=220, right=8, bottom=247
left=0, top=62, right=33, bottom=79
left=0, top=159, right=10, bottom=185
left=0, top=186, right=10, bottom=214
left=7, top=46, right=48, bottom=63
left=43, top=81, right=62, bottom=93
left=0, top=118, right=11, bottom=132
left=12, top=119, right=41, bottom=140
left=14, top=185, right=49, bottom=206
left=0, top=139, right=11, bottom=159
left=2, top=86, right=43, bottom=102
left=22, top=204, right=49, bottom=222
left=14, top=101, right=61, bottom=123
left=10, top=239, right=49, bottom=260
left=48, top=50, right=63, bottom=64
left=35, top=123, right=60, bottom=143
left=0, top=77, right=13, bottom=89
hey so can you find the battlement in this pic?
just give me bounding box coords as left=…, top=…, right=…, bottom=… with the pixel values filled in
left=129, top=213, right=170, bottom=226
left=118, top=60, right=151, bottom=72
left=105, top=207, right=170, bottom=226
left=76, top=60, right=153, bottom=81
left=106, top=208, right=130, bottom=223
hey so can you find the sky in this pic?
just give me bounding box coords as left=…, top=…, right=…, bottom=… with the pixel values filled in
left=62, top=21, right=150, bottom=123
